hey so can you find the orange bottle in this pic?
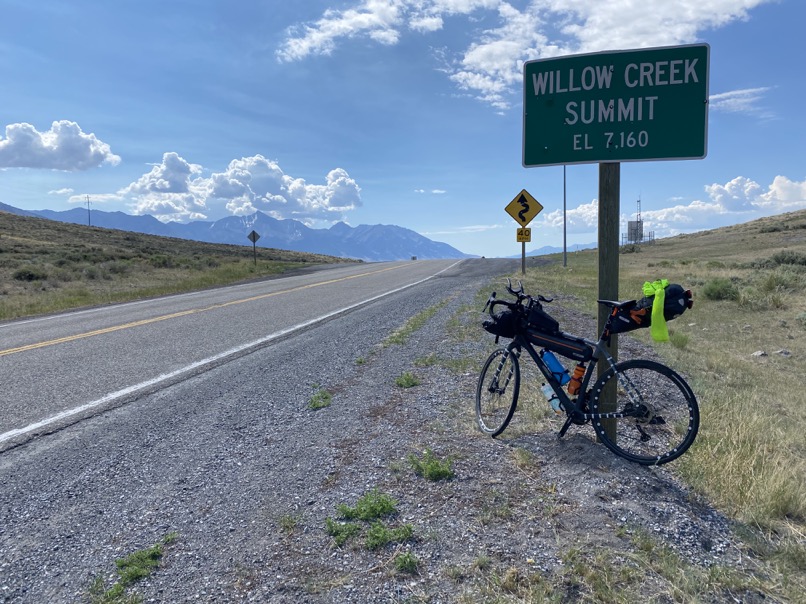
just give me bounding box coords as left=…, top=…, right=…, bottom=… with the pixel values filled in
left=567, top=363, right=585, bottom=396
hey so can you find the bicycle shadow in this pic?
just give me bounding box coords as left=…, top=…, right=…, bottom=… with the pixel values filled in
left=500, top=430, right=738, bottom=568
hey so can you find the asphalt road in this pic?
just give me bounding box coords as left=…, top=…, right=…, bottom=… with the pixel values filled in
left=0, top=256, right=520, bottom=602
left=0, top=258, right=515, bottom=450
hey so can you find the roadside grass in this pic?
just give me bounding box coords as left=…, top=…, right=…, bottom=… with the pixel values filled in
left=0, top=211, right=349, bottom=321
left=502, top=210, right=806, bottom=599
left=87, top=533, right=178, bottom=604
left=454, top=530, right=770, bottom=603
left=383, top=300, right=448, bottom=347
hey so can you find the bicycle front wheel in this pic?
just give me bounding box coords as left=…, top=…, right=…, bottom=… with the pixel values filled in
left=475, top=348, right=520, bottom=437
left=590, top=359, right=699, bottom=465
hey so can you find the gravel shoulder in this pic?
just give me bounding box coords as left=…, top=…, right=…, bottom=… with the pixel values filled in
left=0, top=272, right=777, bottom=603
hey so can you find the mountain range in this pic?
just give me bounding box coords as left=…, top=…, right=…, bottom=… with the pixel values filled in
left=0, top=202, right=472, bottom=262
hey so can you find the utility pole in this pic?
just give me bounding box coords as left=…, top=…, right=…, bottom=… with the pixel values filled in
left=86, top=195, right=91, bottom=227
left=562, top=165, right=567, bottom=267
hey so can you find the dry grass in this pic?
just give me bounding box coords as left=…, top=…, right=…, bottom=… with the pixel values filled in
left=0, top=211, right=351, bottom=320
left=510, top=208, right=806, bottom=592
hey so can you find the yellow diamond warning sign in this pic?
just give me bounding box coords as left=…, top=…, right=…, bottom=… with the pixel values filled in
left=505, top=189, right=543, bottom=227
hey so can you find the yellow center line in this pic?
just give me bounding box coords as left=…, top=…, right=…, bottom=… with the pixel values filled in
left=0, top=264, right=406, bottom=358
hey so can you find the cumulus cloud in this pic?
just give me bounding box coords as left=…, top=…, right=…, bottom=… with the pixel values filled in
left=633, top=175, right=806, bottom=237
left=540, top=198, right=599, bottom=233
left=704, top=176, right=764, bottom=212
left=537, top=175, right=806, bottom=242
left=277, top=0, right=772, bottom=110
left=0, top=120, right=120, bottom=170
left=111, top=152, right=362, bottom=223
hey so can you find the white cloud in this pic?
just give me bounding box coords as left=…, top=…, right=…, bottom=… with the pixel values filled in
left=542, top=0, right=764, bottom=53
left=117, top=152, right=207, bottom=221
left=758, top=175, right=806, bottom=211
left=710, top=87, right=774, bottom=118
left=278, top=1, right=773, bottom=110
left=0, top=120, right=120, bottom=171
left=540, top=198, right=599, bottom=233
left=415, top=188, right=447, bottom=194
left=48, top=187, right=74, bottom=195
left=704, top=176, right=763, bottom=212
left=538, top=175, right=806, bottom=241
left=635, top=175, right=806, bottom=237
left=112, top=152, right=362, bottom=224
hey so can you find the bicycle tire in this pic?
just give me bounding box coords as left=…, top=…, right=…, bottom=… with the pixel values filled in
left=590, top=359, right=699, bottom=465
left=475, top=348, right=520, bottom=437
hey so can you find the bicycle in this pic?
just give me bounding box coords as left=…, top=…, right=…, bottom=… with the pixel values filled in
left=475, top=280, right=699, bottom=465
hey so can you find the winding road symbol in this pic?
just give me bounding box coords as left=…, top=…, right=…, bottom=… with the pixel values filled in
left=505, top=189, right=543, bottom=226
left=517, top=194, right=530, bottom=223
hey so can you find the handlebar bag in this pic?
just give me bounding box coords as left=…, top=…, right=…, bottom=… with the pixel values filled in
left=482, top=309, right=521, bottom=339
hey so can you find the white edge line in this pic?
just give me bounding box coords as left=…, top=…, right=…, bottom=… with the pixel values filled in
left=0, top=260, right=462, bottom=446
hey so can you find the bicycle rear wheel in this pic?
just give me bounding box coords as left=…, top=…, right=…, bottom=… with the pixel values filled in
left=590, top=359, right=699, bottom=465
left=475, top=348, right=520, bottom=437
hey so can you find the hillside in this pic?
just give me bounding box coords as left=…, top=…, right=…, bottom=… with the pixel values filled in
left=0, top=209, right=351, bottom=321
left=0, top=202, right=471, bottom=262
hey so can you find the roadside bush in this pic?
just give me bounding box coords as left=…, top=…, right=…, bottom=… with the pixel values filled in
left=771, top=250, right=806, bottom=266
left=702, top=277, right=739, bottom=301
left=149, top=254, right=175, bottom=269
left=13, top=267, right=48, bottom=281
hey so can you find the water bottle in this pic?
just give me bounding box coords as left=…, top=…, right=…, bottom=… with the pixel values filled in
left=541, top=383, right=563, bottom=414
left=542, top=350, right=570, bottom=385
left=567, top=363, right=586, bottom=396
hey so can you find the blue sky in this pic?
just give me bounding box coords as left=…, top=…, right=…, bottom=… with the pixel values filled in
left=1, top=0, right=804, bottom=258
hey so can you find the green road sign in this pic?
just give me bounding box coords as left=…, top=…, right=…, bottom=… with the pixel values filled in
left=523, top=44, right=709, bottom=167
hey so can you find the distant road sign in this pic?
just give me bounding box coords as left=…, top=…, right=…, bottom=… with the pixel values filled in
left=516, top=228, right=531, bottom=243
left=523, top=43, right=709, bottom=167
left=248, top=230, right=260, bottom=244
left=505, top=189, right=543, bottom=227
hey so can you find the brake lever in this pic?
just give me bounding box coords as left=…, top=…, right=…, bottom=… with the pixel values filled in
left=537, top=294, right=553, bottom=303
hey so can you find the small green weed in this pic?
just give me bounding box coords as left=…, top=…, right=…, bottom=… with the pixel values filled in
left=324, top=518, right=361, bottom=547
left=365, top=521, right=414, bottom=550
left=337, top=488, right=397, bottom=521
left=308, top=385, right=332, bottom=410
left=414, top=353, right=439, bottom=367
left=279, top=513, right=301, bottom=533
left=393, top=551, right=420, bottom=574
left=88, top=533, right=178, bottom=604
left=408, top=448, right=454, bottom=481
left=395, top=371, right=420, bottom=388
left=326, top=489, right=414, bottom=550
